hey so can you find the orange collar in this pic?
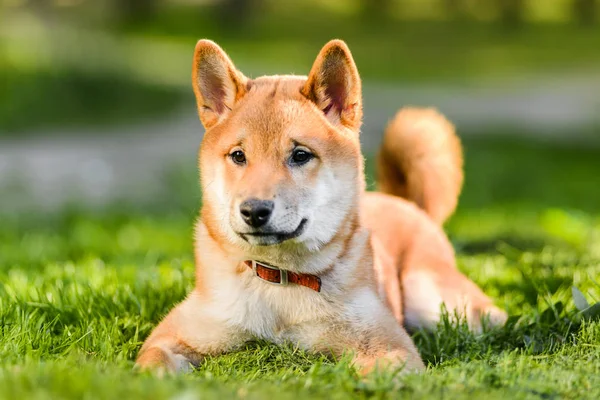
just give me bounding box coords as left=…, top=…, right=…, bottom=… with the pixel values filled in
left=244, top=260, right=322, bottom=292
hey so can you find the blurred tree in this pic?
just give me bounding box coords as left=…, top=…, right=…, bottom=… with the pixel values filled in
left=573, top=0, right=597, bottom=25
left=360, top=0, right=393, bottom=20
left=443, top=0, right=468, bottom=20
left=113, top=0, right=160, bottom=23
left=496, top=0, right=525, bottom=27
left=217, top=0, right=260, bottom=27
left=28, top=0, right=52, bottom=14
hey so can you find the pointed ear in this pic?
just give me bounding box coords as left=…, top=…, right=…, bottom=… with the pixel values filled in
left=301, top=40, right=362, bottom=130
left=192, top=40, right=248, bottom=129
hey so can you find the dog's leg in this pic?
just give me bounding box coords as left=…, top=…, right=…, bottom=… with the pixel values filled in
left=402, top=264, right=507, bottom=332
left=400, top=226, right=507, bottom=332
left=301, top=288, right=425, bottom=375
left=347, top=321, right=426, bottom=375
left=136, top=292, right=248, bottom=373
left=349, top=291, right=425, bottom=374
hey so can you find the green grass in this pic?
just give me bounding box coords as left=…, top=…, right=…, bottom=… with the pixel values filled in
left=1, top=136, right=600, bottom=399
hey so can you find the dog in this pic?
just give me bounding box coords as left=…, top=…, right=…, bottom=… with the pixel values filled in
left=135, top=39, right=507, bottom=374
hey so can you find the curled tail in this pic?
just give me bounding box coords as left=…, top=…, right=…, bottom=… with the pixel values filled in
left=377, top=107, right=463, bottom=225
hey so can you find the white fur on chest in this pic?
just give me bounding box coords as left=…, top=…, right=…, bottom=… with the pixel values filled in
left=205, top=270, right=335, bottom=342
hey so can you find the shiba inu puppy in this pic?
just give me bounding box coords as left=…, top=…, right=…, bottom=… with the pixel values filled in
left=136, top=39, right=507, bottom=374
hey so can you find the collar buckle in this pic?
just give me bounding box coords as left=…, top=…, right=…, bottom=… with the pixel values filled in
left=251, top=260, right=289, bottom=286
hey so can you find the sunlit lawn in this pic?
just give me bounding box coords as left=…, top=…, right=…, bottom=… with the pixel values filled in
left=0, top=135, right=599, bottom=399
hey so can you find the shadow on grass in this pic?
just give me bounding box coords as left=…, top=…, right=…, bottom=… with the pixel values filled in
left=453, top=235, right=549, bottom=255
left=0, top=68, right=186, bottom=136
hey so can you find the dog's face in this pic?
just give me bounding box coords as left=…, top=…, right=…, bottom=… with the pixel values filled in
left=194, top=40, right=363, bottom=253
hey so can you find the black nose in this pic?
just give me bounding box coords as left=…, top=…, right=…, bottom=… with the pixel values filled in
left=239, top=199, right=274, bottom=228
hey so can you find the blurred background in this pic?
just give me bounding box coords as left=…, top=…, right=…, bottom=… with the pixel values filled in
left=0, top=0, right=599, bottom=221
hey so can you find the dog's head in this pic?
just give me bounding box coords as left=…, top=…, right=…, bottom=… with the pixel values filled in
left=195, top=40, right=364, bottom=254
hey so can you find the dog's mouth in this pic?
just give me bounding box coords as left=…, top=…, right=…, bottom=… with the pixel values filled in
left=237, top=219, right=308, bottom=246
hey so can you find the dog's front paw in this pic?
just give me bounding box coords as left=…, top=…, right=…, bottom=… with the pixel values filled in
left=135, top=347, right=195, bottom=376
left=470, top=305, right=508, bottom=333
left=354, top=349, right=426, bottom=377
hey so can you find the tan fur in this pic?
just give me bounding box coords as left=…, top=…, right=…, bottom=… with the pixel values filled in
left=136, top=39, right=506, bottom=375
left=378, top=108, right=463, bottom=224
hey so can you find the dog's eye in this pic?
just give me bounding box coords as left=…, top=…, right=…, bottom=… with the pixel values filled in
left=230, top=150, right=246, bottom=165
left=290, top=149, right=313, bottom=166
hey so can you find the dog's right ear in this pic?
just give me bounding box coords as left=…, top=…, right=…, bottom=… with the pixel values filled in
left=192, top=40, right=248, bottom=129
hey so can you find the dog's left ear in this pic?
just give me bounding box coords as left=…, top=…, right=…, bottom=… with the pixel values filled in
left=302, top=40, right=362, bottom=131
